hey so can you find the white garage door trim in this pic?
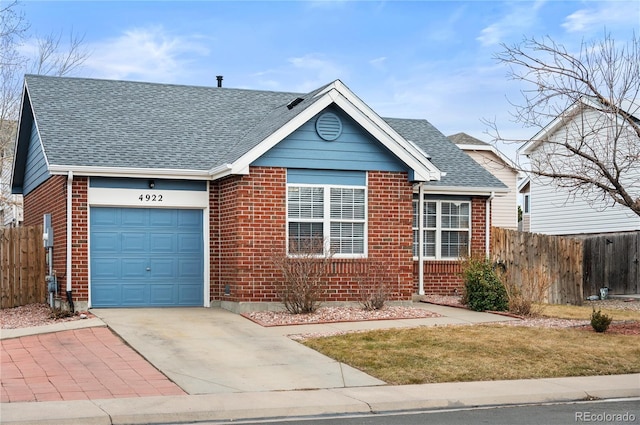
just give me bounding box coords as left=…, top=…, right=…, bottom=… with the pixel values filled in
left=87, top=183, right=210, bottom=308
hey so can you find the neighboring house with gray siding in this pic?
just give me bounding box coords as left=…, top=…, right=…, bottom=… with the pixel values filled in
left=518, top=98, right=640, bottom=235
left=11, top=75, right=507, bottom=311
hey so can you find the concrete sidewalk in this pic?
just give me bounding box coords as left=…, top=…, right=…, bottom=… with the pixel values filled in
left=1, top=304, right=638, bottom=425
left=3, top=374, right=639, bottom=425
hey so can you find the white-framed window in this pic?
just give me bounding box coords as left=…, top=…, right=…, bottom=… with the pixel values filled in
left=413, top=198, right=471, bottom=260
left=287, top=184, right=367, bottom=257
left=523, top=194, right=530, bottom=214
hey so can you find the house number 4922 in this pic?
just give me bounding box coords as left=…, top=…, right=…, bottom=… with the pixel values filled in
left=139, top=194, right=163, bottom=202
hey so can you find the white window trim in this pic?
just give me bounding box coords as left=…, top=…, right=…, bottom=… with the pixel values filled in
left=286, top=182, right=368, bottom=259
left=413, top=199, right=471, bottom=261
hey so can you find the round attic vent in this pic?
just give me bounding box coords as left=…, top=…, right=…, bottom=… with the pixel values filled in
left=315, top=112, right=342, bottom=141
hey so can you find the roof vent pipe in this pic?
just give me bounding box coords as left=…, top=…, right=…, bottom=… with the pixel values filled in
left=216, top=75, right=223, bottom=87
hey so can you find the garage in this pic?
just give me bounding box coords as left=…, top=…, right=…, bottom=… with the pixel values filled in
left=90, top=207, right=204, bottom=307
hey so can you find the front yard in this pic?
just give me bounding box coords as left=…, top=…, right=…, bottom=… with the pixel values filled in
left=302, top=300, right=640, bottom=385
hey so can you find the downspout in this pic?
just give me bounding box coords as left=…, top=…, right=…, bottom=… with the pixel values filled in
left=418, top=183, right=425, bottom=295
left=66, top=171, right=75, bottom=313
left=485, top=191, right=495, bottom=258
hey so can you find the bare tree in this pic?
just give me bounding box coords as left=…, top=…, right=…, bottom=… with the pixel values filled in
left=487, top=33, right=640, bottom=217
left=0, top=1, right=89, bottom=224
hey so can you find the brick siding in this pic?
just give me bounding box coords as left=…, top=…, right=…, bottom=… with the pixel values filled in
left=210, top=167, right=415, bottom=303
left=24, top=171, right=491, bottom=305
left=23, top=176, right=89, bottom=304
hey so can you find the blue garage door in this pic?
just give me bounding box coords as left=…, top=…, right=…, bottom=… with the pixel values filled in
left=91, top=208, right=204, bottom=307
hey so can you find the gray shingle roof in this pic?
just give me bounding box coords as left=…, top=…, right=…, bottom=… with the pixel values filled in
left=23, top=75, right=506, bottom=190
left=447, top=132, right=490, bottom=146
left=385, top=119, right=507, bottom=189
left=25, top=75, right=301, bottom=171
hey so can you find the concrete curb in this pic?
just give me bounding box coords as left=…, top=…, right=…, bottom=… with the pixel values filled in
left=2, top=374, right=638, bottom=425
left=1, top=318, right=106, bottom=340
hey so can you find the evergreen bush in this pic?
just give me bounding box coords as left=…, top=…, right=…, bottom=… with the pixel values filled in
left=461, top=256, right=508, bottom=312
left=590, top=308, right=613, bottom=333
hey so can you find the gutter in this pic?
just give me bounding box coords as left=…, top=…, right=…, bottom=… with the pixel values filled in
left=485, top=191, right=495, bottom=257
left=66, top=171, right=74, bottom=312
left=49, top=165, right=212, bottom=180
left=417, top=183, right=425, bottom=295
left=422, top=186, right=509, bottom=196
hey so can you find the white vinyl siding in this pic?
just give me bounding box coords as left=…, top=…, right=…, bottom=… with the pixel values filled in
left=287, top=184, right=367, bottom=257
left=527, top=109, right=640, bottom=235
left=530, top=174, right=639, bottom=235
left=464, top=150, right=518, bottom=229
left=413, top=199, right=471, bottom=259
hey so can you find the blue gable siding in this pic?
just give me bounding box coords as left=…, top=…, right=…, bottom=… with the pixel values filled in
left=252, top=106, right=408, bottom=173
left=23, top=121, right=50, bottom=195
left=287, top=169, right=366, bottom=186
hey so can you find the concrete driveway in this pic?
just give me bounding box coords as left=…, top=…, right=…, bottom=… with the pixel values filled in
left=91, top=308, right=385, bottom=395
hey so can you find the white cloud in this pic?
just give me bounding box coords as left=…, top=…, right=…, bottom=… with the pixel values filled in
left=369, top=56, right=387, bottom=70
left=286, top=54, right=348, bottom=92
left=476, top=1, right=546, bottom=47
left=356, top=61, right=531, bottom=162
left=246, top=54, right=348, bottom=93
left=562, top=3, right=639, bottom=33
left=83, top=26, right=210, bottom=83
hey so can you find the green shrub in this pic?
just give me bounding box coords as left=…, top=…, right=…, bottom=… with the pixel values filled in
left=590, top=308, right=613, bottom=333
left=461, top=256, right=508, bottom=312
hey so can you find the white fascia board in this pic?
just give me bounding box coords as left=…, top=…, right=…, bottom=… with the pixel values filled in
left=48, top=165, right=212, bottom=180
left=421, top=185, right=510, bottom=197
left=519, top=102, right=584, bottom=156
left=209, top=163, right=233, bottom=179
left=329, top=80, right=442, bottom=181
left=229, top=95, right=335, bottom=175
left=327, top=91, right=441, bottom=182
left=10, top=84, right=30, bottom=188
left=16, top=83, right=51, bottom=175
left=229, top=83, right=441, bottom=182
left=517, top=175, right=530, bottom=193
left=457, top=144, right=518, bottom=171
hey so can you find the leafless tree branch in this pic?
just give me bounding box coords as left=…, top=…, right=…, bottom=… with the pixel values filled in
left=485, top=32, right=640, bottom=216
left=0, top=1, right=90, bottom=222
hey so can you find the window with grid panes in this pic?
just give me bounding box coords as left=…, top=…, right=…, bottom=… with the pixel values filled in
left=413, top=198, right=470, bottom=259
left=287, top=185, right=366, bottom=256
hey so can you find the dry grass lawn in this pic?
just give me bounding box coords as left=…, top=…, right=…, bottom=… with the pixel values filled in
left=302, top=325, right=640, bottom=385
left=539, top=304, right=640, bottom=321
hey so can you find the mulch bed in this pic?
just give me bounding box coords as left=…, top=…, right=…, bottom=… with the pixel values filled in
left=576, top=321, right=640, bottom=336
left=243, top=306, right=442, bottom=327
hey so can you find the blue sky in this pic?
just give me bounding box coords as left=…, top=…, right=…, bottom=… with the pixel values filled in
left=16, top=0, right=640, bottom=159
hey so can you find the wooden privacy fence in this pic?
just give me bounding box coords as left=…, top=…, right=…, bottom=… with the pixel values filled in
left=1, top=225, right=47, bottom=309
left=491, top=228, right=640, bottom=306
left=491, top=228, right=584, bottom=305
left=582, top=232, right=639, bottom=297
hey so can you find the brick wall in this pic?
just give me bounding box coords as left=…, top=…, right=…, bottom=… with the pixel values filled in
left=24, top=171, right=491, bottom=306
left=415, top=196, right=489, bottom=295
left=210, top=167, right=415, bottom=303
left=23, top=176, right=90, bottom=305
left=69, top=178, right=89, bottom=302
left=210, top=168, right=288, bottom=303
